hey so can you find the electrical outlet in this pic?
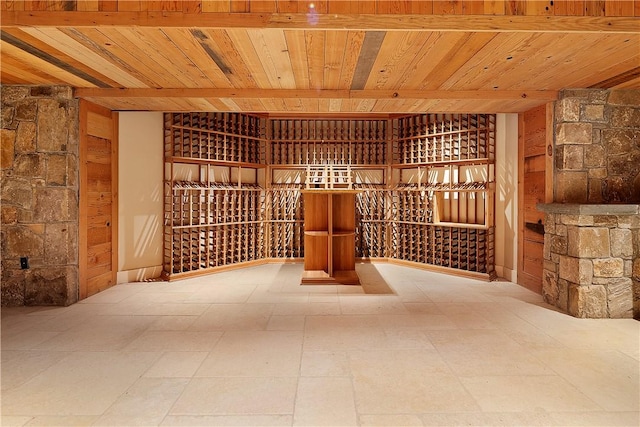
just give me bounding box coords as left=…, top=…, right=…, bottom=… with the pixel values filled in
left=20, top=257, right=29, bottom=270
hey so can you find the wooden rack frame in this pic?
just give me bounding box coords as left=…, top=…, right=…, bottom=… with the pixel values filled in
left=163, top=113, right=496, bottom=281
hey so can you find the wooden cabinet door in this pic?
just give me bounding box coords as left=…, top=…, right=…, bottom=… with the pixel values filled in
left=79, top=100, right=118, bottom=299
left=518, top=104, right=553, bottom=294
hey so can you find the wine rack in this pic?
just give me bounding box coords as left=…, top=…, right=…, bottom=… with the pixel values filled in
left=167, top=112, right=263, bottom=163
left=163, top=182, right=265, bottom=275
left=164, top=112, right=496, bottom=281
left=269, top=118, right=388, bottom=165
left=265, top=184, right=304, bottom=259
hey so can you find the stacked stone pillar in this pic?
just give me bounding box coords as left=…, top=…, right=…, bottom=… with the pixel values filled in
left=540, top=89, right=640, bottom=319
left=1, top=86, right=79, bottom=306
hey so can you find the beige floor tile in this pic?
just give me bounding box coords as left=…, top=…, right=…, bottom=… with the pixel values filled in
left=460, top=375, right=602, bottom=412
left=169, top=377, right=298, bottom=415
left=339, top=295, right=409, bottom=315
left=1, top=329, right=62, bottom=351
left=273, top=302, right=341, bottom=316
left=349, top=349, right=452, bottom=378
left=143, top=352, right=209, bottom=378
left=353, top=372, right=479, bottom=414
left=420, top=410, right=557, bottom=426
left=1, top=350, right=70, bottom=391
left=293, top=376, right=357, bottom=426
left=94, top=378, right=189, bottom=426
left=267, top=315, right=306, bottom=331
left=185, top=284, right=258, bottom=304
left=304, top=314, right=381, bottom=331
left=300, top=351, right=350, bottom=377
left=549, top=411, right=640, bottom=426
left=24, top=415, right=99, bottom=426
left=147, top=315, right=198, bottom=331
left=303, top=327, right=389, bottom=351
left=124, top=330, right=223, bottom=352
left=0, top=416, right=32, bottom=427
left=196, top=331, right=303, bottom=377
left=160, top=414, right=293, bottom=426
left=534, top=348, right=640, bottom=411
left=1, top=351, right=160, bottom=416
left=378, top=313, right=458, bottom=330
left=308, top=294, right=340, bottom=303
left=359, top=414, right=424, bottom=426
left=188, top=304, right=274, bottom=331
left=427, top=329, right=552, bottom=376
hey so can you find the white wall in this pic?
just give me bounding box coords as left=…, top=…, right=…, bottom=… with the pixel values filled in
left=117, top=112, right=164, bottom=283
left=494, top=114, right=519, bottom=282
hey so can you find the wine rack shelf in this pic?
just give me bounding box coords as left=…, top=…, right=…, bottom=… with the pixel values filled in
left=164, top=112, right=496, bottom=281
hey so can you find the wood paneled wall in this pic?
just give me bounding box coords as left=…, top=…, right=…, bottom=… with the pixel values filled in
left=2, top=0, right=639, bottom=16
left=79, top=100, right=118, bottom=299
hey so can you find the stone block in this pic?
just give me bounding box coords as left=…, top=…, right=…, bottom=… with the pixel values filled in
left=557, top=279, right=569, bottom=311
left=33, top=187, right=78, bottom=222
left=46, top=154, right=69, bottom=186
left=1, top=178, right=33, bottom=209
left=606, top=277, right=634, bottom=318
left=560, top=145, right=584, bottom=170
left=584, top=144, right=606, bottom=168
left=542, top=269, right=559, bottom=305
left=593, top=258, right=624, bottom=278
left=15, top=99, right=37, bottom=121
left=633, top=259, right=640, bottom=281
left=1, top=86, right=29, bottom=104
left=36, top=99, right=69, bottom=152
left=610, top=228, right=633, bottom=258
left=0, top=271, right=26, bottom=306
left=3, top=225, right=44, bottom=259
left=1, top=129, right=15, bottom=170
left=1, top=206, right=18, bottom=225
left=587, top=168, right=607, bottom=179
left=603, top=129, right=638, bottom=155
left=544, top=260, right=557, bottom=273
left=556, top=98, right=581, bottom=122
left=15, top=121, right=36, bottom=153
left=568, top=284, right=607, bottom=318
left=559, top=256, right=592, bottom=285
left=582, top=104, right=605, bottom=121
left=24, top=266, right=77, bottom=306
left=556, top=122, right=593, bottom=145
left=14, top=154, right=45, bottom=178
left=587, top=179, right=603, bottom=204
left=592, top=216, right=618, bottom=227
left=610, top=106, right=640, bottom=128
left=1, top=106, right=15, bottom=129
left=551, top=235, right=568, bottom=255
left=544, top=214, right=556, bottom=234
left=560, top=89, right=591, bottom=100
left=603, top=176, right=632, bottom=203
left=624, top=260, right=632, bottom=277
left=44, top=222, right=77, bottom=264
left=608, top=89, right=640, bottom=106
left=557, top=224, right=568, bottom=237
left=561, top=215, right=593, bottom=227
left=568, top=227, right=611, bottom=258
left=555, top=171, right=588, bottom=203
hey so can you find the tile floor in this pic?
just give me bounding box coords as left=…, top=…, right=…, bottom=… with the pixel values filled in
left=1, top=263, right=639, bottom=426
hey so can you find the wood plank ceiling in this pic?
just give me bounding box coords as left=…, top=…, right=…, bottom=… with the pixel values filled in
left=1, top=1, right=639, bottom=113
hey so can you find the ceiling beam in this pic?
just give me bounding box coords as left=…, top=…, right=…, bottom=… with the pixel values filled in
left=2, top=11, right=639, bottom=34
left=74, top=88, right=558, bottom=101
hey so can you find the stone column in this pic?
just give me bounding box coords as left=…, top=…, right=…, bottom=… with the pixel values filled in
left=1, top=86, right=79, bottom=306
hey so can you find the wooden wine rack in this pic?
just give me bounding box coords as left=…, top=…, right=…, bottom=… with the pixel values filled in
left=164, top=112, right=496, bottom=281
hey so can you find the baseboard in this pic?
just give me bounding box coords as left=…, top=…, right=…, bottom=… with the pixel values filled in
left=494, top=266, right=517, bottom=282
left=117, top=265, right=163, bottom=284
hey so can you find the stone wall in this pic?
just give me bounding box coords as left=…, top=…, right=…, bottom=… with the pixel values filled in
left=1, top=86, right=79, bottom=306
left=554, top=89, right=640, bottom=203
left=540, top=205, right=640, bottom=319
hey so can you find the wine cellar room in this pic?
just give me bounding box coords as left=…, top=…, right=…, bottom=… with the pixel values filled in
left=117, top=111, right=519, bottom=287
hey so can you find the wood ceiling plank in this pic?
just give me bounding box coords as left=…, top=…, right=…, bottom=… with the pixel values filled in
left=304, top=30, right=326, bottom=90
left=224, top=28, right=273, bottom=88
left=554, top=1, right=585, bottom=16
left=433, top=1, right=463, bottom=14
left=161, top=28, right=231, bottom=88
left=1, top=27, right=117, bottom=87
left=338, top=31, right=366, bottom=90
left=20, top=27, right=148, bottom=87
left=419, top=32, right=497, bottom=90
left=0, top=52, right=64, bottom=84
left=440, top=32, right=547, bottom=90
left=323, top=30, right=348, bottom=90
left=526, top=1, right=554, bottom=16
left=284, top=30, right=310, bottom=89
left=363, top=31, right=430, bottom=90
left=585, top=0, right=606, bottom=16
left=410, top=1, right=433, bottom=14
left=483, top=0, right=506, bottom=15
left=606, top=0, right=635, bottom=16
left=506, top=0, right=527, bottom=15
left=98, top=1, right=118, bottom=12
left=247, top=28, right=296, bottom=88
left=76, top=1, right=99, bottom=11
left=1, top=1, right=25, bottom=11
left=462, top=0, right=485, bottom=15
left=350, top=31, right=385, bottom=90
left=0, top=39, right=100, bottom=86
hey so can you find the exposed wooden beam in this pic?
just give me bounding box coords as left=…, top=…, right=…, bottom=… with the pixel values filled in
left=74, top=88, right=558, bottom=101
left=2, top=11, right=639, bottom=34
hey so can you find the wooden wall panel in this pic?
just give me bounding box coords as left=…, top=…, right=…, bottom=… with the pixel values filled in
left=79, top=100, right=118, bottom=299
